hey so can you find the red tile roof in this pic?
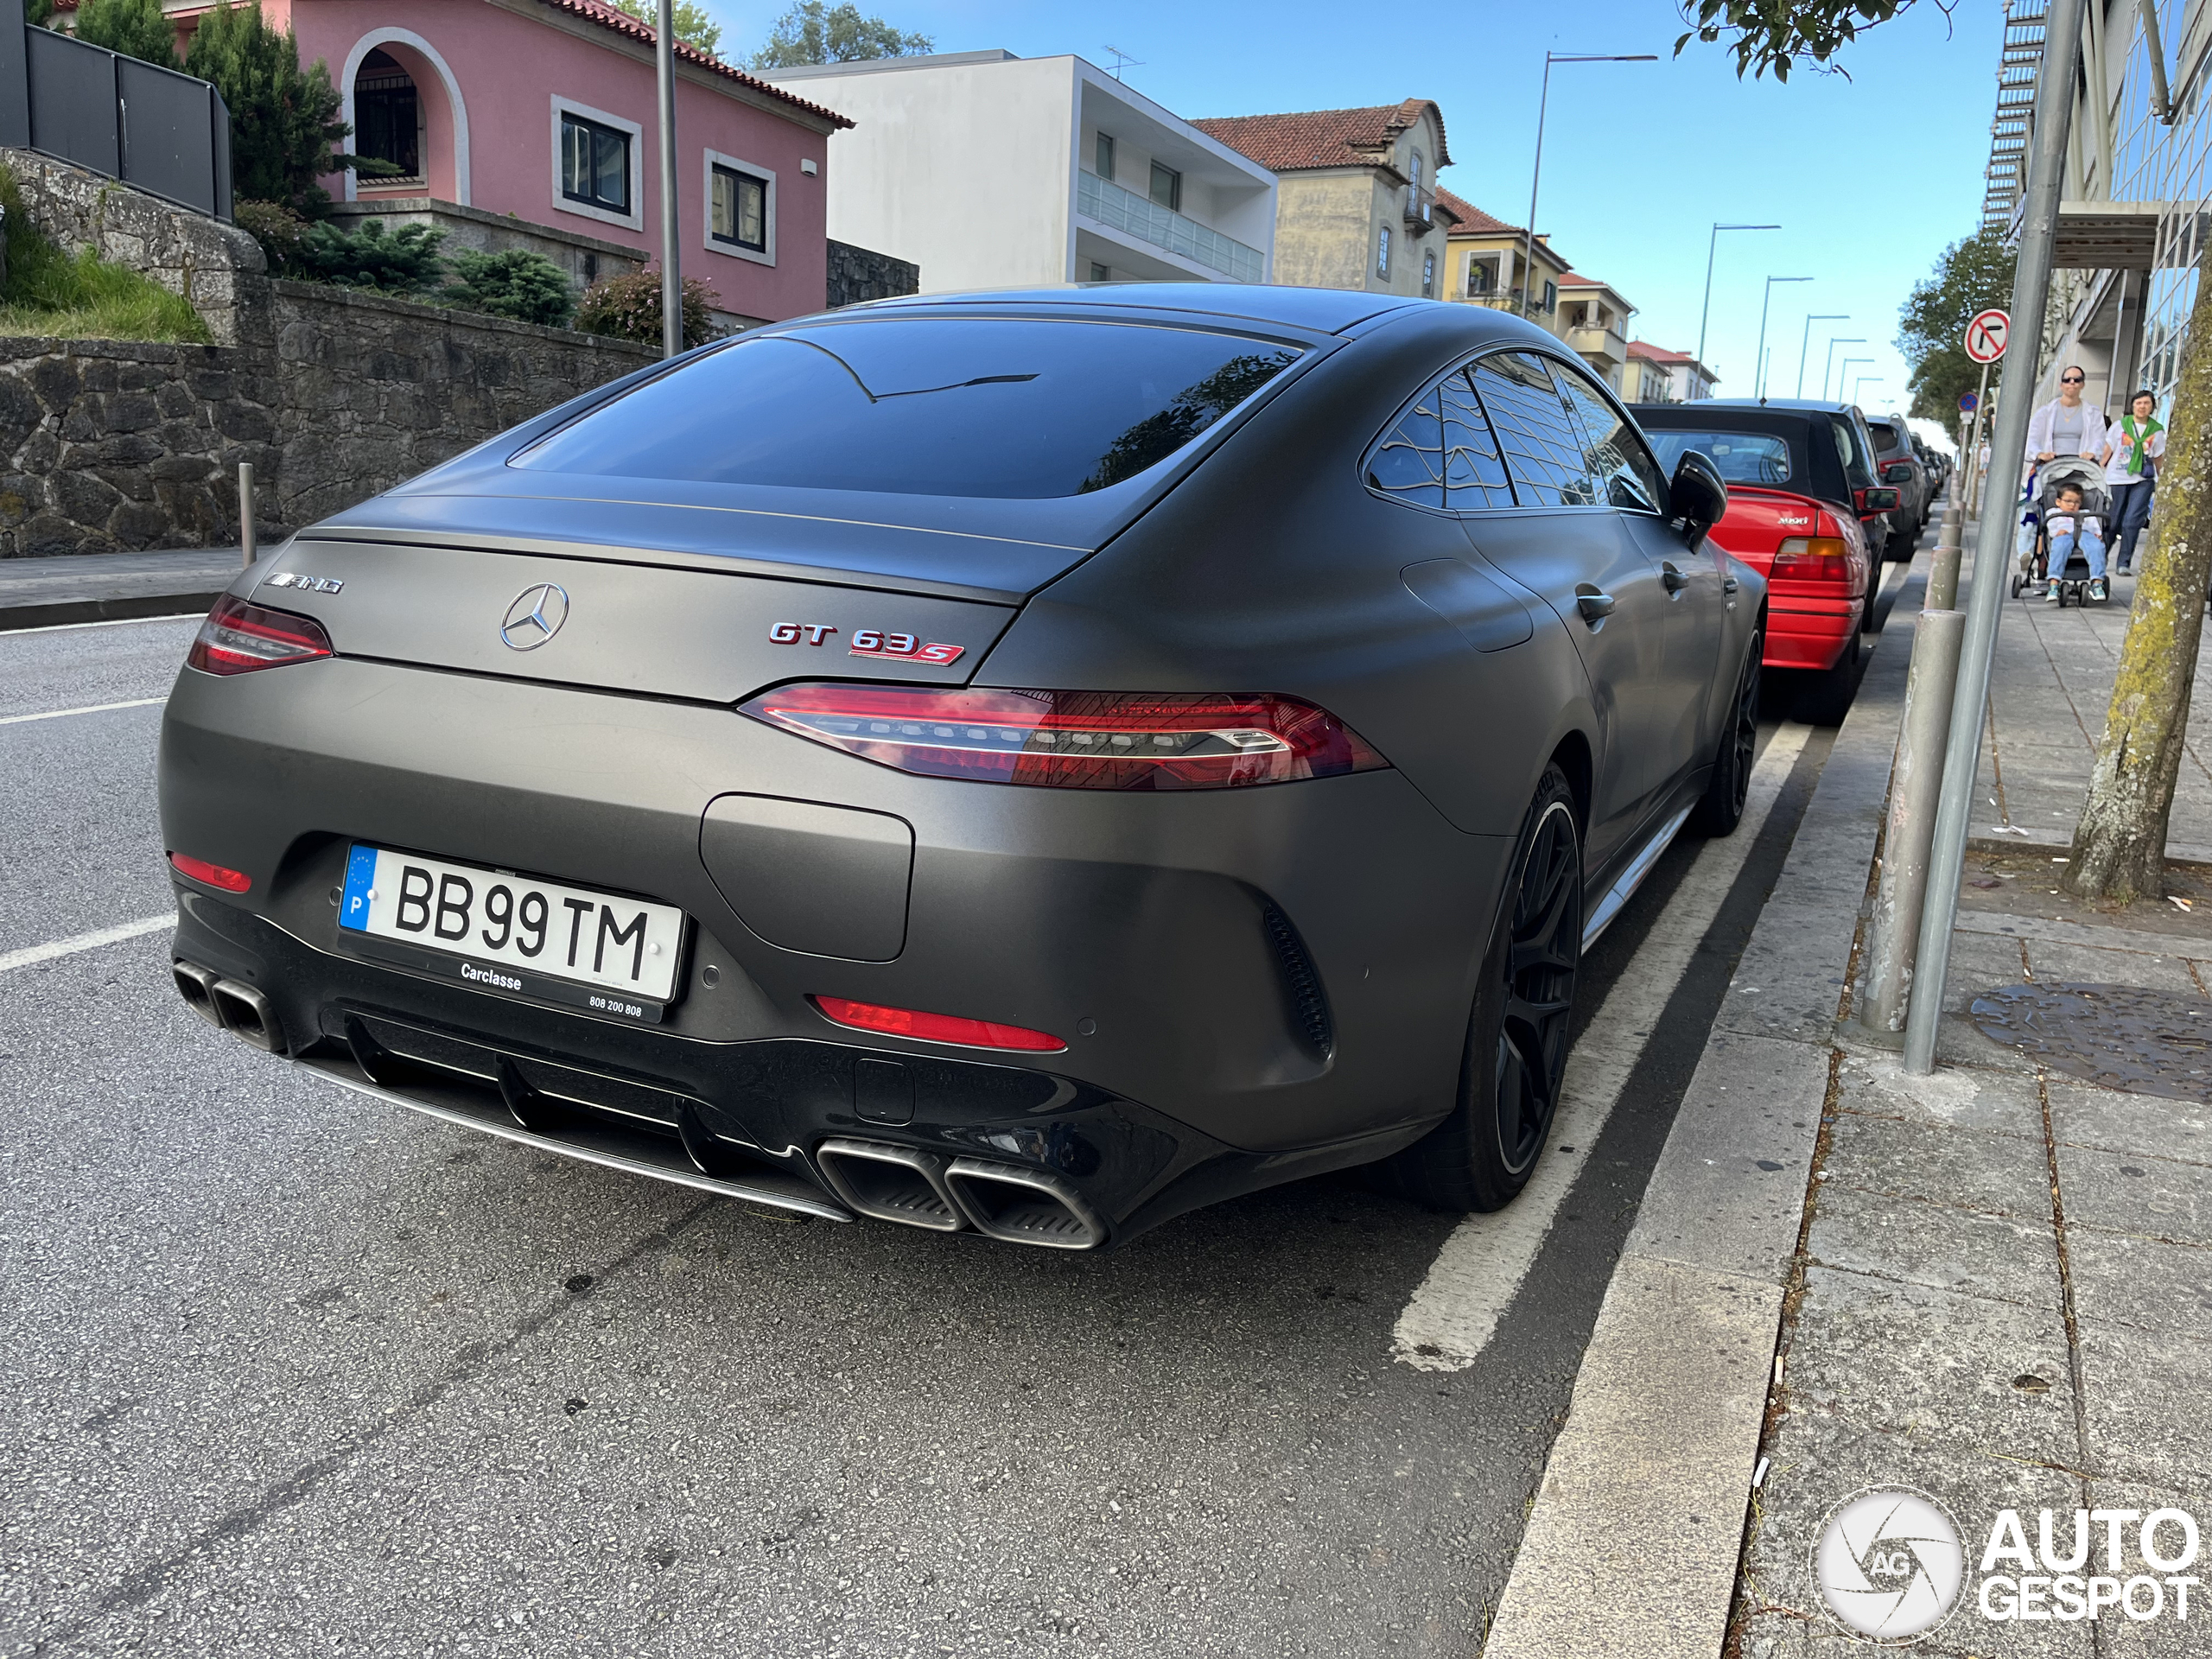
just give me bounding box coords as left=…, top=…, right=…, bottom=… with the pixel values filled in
left=1433, top=188, right=1521, bottom=238
left=1192, top=99, right=1450, bottom=174
left=1628, top=340, right=1702, bottom=365
left=539, top=0, right=854, bottom=126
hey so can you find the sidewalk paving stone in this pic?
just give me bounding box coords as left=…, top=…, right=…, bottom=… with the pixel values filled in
left=1805, top=1181, right=2063, bottom=1308
left=1836, top=1052, right=2048, bottom=1139
left=2047, top=1078, right=2212, bottom=1163
left=2063, top=1228, right=2212, bottom=1337
left=2075, top=1319, right=2212, bottom=1491
left=1821, top=1110, right=2057, bottom=1220
left=2055, top=1142, right=2212, bottom=1244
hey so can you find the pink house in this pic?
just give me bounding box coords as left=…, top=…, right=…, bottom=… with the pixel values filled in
left=63, top=0, right=855, bottom=325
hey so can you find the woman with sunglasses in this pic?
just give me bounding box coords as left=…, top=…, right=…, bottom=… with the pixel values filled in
left=2025, top=366, right=2108, bottom=465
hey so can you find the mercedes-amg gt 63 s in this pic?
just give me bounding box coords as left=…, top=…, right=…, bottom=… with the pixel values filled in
left=161, top=284, right=1763, bottom=1250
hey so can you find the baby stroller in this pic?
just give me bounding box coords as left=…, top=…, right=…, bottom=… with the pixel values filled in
left=2009, top=455, right=2114, bottom=606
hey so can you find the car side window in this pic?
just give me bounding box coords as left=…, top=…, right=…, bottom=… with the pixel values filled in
left=1469, top=352, right=1596, bottom=506
left=1366, top=368, right=1515, bottom=511
left=1552, top=363, right=1669, bottom=513
left=1366, top=378, right=1447, bottom=508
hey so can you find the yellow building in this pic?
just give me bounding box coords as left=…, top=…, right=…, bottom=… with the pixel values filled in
left=1555, top=273, right=1636, bottom=391
left=1193, top=100, right=1453, bottom=298
left=1433, top=190, right=1640, bottom=391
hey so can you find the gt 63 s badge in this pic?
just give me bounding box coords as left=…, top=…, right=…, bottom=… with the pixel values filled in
left=768, top=623, right=963, bottom=666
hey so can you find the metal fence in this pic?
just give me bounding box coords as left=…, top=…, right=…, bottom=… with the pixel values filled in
left=0, top=0, right=232, bottom=220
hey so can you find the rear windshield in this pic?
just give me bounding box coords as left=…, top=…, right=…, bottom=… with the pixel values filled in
left=512, top=318, right=1301, bottom=499
left=1646, top=429, right=1795, bottom=486
left=1867, top=421, right=1903, bottom=454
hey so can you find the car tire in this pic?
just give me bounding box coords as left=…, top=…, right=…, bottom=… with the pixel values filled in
left=1795, top=618, right=1862, bottom=726
left=1389, top=764, right=1582, bottom=1214
left=1688, top=631, right=1763, bottom=836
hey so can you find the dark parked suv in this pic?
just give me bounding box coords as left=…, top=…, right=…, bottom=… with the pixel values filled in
left=1866, top=415, right=1929, bottom=556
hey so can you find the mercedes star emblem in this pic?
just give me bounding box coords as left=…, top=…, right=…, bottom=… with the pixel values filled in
left=500, top=583, right=569, bottom=651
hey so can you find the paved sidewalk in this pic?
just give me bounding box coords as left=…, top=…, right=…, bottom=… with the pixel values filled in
left=1730, top=527, right=2212, bottom=1656
left=0, top=548, right=240, bottom=631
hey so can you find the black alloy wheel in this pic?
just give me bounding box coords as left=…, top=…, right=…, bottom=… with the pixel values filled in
left=1690, top=632, right=1762, bottom=836
left=1389, top=764, right=1582, bottom=1213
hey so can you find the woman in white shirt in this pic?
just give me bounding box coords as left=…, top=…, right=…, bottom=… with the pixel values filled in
left=2101, top=388, right=2164, bottom=575
left=2024, top=366, right=2108, bottom=467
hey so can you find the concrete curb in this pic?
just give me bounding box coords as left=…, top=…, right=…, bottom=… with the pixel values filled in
left=1480, top=568, right=1922, bottom=1658
left=0, top=590, right=223, bottom=632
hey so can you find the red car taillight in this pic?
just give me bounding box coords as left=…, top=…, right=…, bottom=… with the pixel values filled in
left=168, top=852, right=251, bottom=893
left=741, top=684, right=1390, bottom=791
left=1770, top=537, right=1853, bottom=583
left=811, top=995, right=1065, bottom=1052
left=186, top=594, right=334, bottom=676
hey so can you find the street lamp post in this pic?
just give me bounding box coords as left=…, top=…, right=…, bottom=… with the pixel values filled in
left=1754, top=276, right=1812, bottom=398
left=1821, top=339, right=1865, bottom=398
left=1798, top=314, right=1847, bottom=397
left=1695, top=223, right=1780, bottom=373
left=1837, top=358, right=1874, bottom=404
left=1522, top=52, right=1656, bottom=321
left=1851, top=374, right=1884, bottom=405
left=655, top=0, right=681, bottom=359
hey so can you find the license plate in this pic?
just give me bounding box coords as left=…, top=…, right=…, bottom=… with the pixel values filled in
left=340, top=845, right=685, bottom=1011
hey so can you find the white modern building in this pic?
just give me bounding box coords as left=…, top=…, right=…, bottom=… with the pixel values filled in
left=766, top=50, right=1275, bottom=292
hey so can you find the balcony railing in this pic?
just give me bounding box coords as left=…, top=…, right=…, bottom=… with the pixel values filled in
left=1077, top=170, right=1265, bottom=283
left=1403, top=184, right=1434, bottom=228
left=1567, top=322, right=1628, bottom=362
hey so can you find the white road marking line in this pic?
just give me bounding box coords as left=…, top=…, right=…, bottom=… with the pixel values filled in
left=0, top=613, right=207, bottom=637
left=1390, top=723, right=1815, bottom=1372
left=0, top=696, right=165, bottom=727
left=0, top=914, right=174, bottom=975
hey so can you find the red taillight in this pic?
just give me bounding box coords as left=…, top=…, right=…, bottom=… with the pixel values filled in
left=187, top=594, right=334, bottom=676
left=1770, top=536, right=1853, bottom=584
left=741, top=684, right=1390, bottom=790
left=811, top=995, right=1065, bottom=1052
left=168, top=852, right=251, bottom=893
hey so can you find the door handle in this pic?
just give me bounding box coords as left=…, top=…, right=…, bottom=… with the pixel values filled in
left=1662, top=562, right=1689, bottom=594
left=1723, top=575, right=1740, bottom=594
left=1574, top=585, right=1617, bottom=621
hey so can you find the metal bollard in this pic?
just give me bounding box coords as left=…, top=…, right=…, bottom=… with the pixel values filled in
left=238, top=461, right=256, bottom=566
left=1928, top=506, right=1963, bottom=612
left=1859, top=609, right=1968, bottom=1032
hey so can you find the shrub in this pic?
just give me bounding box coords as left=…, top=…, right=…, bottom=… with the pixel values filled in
left=292, top=217, right=447, bottom=293
left=446, top=248, right=575, bottom=327
left=73, top=0, right=178, bottom=66
left=575, top=267, right=715, bottom=348
left=182, top=2, right=351, bottom=214
left=0, top=163, right=210, bottom=342
left=232, top=197, right=308, bottom=273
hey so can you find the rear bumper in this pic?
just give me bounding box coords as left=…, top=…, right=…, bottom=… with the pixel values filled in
left=1764, top=594, right=1864, bottom=672
left=161, top=657, right=1504, bottom=1242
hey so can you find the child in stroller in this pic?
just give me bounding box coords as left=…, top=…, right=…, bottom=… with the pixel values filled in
left=2012, top=457, right=2113, bottom=605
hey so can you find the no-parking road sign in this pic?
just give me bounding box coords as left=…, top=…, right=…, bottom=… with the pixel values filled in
left=1965, top=308, right=2010, bottom=364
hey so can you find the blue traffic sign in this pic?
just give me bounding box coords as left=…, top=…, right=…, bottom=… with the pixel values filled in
left=1958, top=391, right=1979, bottom=413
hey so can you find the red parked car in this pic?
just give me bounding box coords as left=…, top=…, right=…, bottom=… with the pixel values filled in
left=1631, top=400, right=1899, bottom=721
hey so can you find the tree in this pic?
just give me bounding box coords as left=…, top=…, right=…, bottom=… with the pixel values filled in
left=182, top=2, right=353, bottom=214
left=575, top=267, right=715, bottom=348
left=1897, top=232, right=2016, bottom=423
left=1673, top=0, right=1954, bottom=79
left=2064, top=277, right=2212, bottom=903
left=447, top=248, right=575, bottom=328
left=601, top=0, right=722, bottom=60
left=292, top=218, right=447, bottom=293
left=749, top=2, right=932, bottom=70
left=71, top=0, right=175, bottom=66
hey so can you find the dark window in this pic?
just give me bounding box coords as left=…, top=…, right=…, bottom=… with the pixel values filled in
left=1366, top=370, right=1512, bottom=511
left=1095, top=131, right=1116, bottom=181
left=512, top=318, right=1302, bottom=499
left=561, top=111, right=630, bottom=215
left=1470, top=352, right=1594, bottom=505
left=353, top=49, right=418, bottom=179
left=1088, top=261, right=1110, bottom=283
left=1150, top=161, right=1181, bottom=211
left=1646, top=429, right=1795, bottom=486
left=711, top=163, right=767, bottom=252
left=1421, top=251, right=1435, bottom=299
left=1553, top=364, right=1669, bottom=512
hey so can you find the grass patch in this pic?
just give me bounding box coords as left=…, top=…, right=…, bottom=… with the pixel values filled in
left=0, top=163, right=213, bottom=344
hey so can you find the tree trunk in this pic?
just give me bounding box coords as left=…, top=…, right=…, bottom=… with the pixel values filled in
left=2064, top=277, right=2212, bottom=902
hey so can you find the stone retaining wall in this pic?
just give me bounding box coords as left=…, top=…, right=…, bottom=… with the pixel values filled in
left=827, top=238, right=920, bottom=309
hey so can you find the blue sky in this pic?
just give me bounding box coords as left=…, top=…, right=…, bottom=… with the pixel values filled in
left=707, top=0, right=2001, bottom=442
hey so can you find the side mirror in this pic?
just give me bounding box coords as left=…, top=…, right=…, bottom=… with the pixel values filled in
left=1856, top=486, right=1901, bottom=514
left=1669, top=450, right=1727, bottom=548
left=1881, top=461, right=1916, bottom=484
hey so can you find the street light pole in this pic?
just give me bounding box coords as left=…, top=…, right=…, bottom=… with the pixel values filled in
left=1821, top=336, right=1864, bottom=400
left=1754, top=276, right=1812, bottom=398
left=1837, top=358, right=1874, bottom=404
left=656, top=0, right=682, bottom=359
left=1851, top=374, right=1884, bottom=405
left=1522, top=52, right=1656, bottom=321
left=1798, top=314, right=1847, bottom=397
left=1695, top=222, right=1780, bottom=374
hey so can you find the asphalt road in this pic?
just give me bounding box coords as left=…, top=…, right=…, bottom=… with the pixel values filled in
left=0, top=601, right=1857, bottom=1658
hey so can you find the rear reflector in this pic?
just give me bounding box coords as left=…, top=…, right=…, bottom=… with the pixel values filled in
left=742, top=684, right=1389, bottom=790
left=1770, top=537, right=1853, bottom=583
left=168, top=852, right=251, bottom=893
left=811, top=995, right=1065, bottom=1053
left=187, top=594, right=334, bottom=676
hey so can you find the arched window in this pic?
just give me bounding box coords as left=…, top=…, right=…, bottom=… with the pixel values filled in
left=354, top=49, right=420, bottom=180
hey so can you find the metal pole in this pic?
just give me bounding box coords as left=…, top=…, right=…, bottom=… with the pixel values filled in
left=1903, top=0, right=2086, bottom=1075
left=1860, top=608, right=1967, bottom=1032
left=1799, top=314, right=1847, bottom=398
left=1822, top=337, right=1863, bottom=400
left=656, top=0, right=682, bottom=359
left=1695, top=222, right=1779, bottom=373
left=1753, top=277, right=1810, bottom=399
left=1521, top=55, right=1551, bottom=322
left=238, top=461, right=255, bottom=567
left=1961, top=358, right=1995, bottom=516
left=1838, top=357, right=1872, bottom=403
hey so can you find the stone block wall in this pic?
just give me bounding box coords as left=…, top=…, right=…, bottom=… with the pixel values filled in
left=828, top=238, right=920, bottom=309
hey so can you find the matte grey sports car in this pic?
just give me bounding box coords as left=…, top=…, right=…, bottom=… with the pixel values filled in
left=160, top=284, right=1762, bottom=1249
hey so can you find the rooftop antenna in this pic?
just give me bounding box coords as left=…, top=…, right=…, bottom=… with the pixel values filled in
left=1103, top=44, right=1143, bottom=80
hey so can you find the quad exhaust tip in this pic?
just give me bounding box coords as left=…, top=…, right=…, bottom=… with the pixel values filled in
left=815, top=1139, right=1106, bottom=1249
left=173, top=959, right=283, bottom=1052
